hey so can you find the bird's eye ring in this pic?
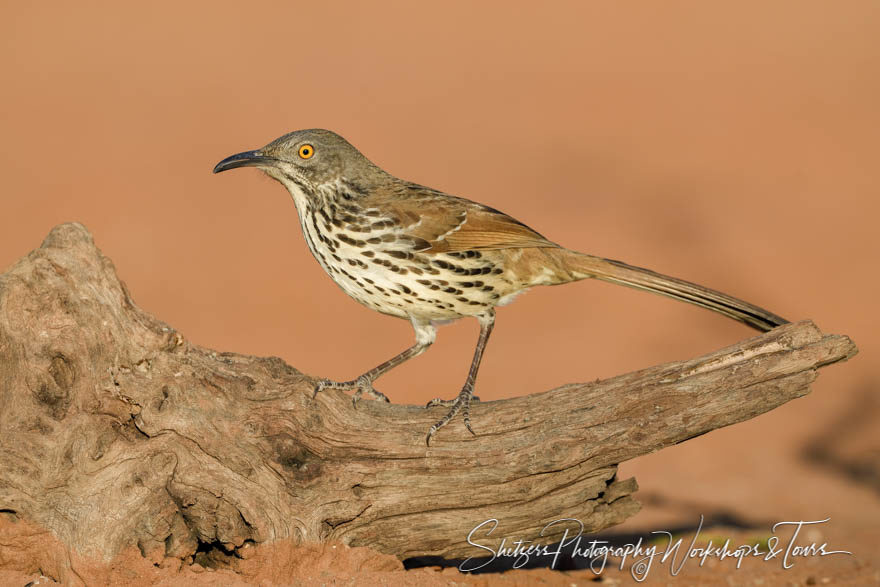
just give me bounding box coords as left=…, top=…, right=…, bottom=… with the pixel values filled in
left=298, top=144, right=314, bottom=159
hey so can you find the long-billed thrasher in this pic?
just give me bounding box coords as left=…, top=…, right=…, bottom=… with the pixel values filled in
left=214, top=129, right=788, bottom=444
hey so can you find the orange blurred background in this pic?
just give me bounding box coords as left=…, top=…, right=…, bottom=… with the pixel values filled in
left=2, top=0, right=878, bottom=575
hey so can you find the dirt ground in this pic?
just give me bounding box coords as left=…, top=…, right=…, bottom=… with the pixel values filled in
left=1, top=516, right=876, bottom=586
left=1, top=1, right=878, bottom=584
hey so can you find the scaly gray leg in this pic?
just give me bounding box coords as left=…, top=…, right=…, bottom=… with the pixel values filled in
left=426, top=310, right=495, bottom=445
left=315, top=318, right=436, bottom=406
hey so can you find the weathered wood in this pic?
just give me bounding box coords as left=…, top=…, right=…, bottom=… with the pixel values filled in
left=0, top=223, right=857, bottom=565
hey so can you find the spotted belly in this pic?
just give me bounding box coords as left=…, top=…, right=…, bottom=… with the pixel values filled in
left=298, top=211, right=509, bottom=320
left=329, top=250, right=508, bottom=320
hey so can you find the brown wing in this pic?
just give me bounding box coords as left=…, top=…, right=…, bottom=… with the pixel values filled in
left=371, top=183, right=558, bottom=253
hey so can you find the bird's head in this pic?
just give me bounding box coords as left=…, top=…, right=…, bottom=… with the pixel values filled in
left=213, top=128, right=379, bottom=196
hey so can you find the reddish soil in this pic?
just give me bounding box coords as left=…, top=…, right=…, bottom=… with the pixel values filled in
left=2, top=516, right=876, bottom=585
left=1, top=1, right=878, bottom=584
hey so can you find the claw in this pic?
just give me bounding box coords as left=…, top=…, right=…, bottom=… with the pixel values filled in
left=371, top=389, right=391, bottom=403
left=312, top=378, right=332, bottom=399
left=425, top=385, right=477, bottom=444
left=315, top=375, right=388, bottom=407
left=462, top=395, right=476, bottom=436
left=425, top=395, right=480, bottom=408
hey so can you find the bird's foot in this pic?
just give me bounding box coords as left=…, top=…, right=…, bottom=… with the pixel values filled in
left=425, top=394, right=480, bottom=408
left=425, top=388, right=479, bottom=445
left=314, top=375, right=390, bottom=406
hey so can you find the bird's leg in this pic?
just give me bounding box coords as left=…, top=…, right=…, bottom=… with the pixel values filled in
left=315, top=344, right=425, bottom=404
left=426, top=310, right=495, bottom=445
left=315, top=318, right=436, bottom=406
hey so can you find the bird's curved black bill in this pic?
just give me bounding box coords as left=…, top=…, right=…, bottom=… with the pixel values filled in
left=213, top=150, right=278, bottom=174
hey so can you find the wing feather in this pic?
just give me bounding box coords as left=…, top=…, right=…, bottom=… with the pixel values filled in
left=371, top=183, right=557, bottom=252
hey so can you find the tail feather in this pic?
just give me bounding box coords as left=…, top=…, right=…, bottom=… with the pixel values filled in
left=556, top=250, right=788, bottom=332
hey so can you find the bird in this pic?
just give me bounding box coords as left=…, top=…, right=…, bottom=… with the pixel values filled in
left=213, top=129, right=788, bottom=444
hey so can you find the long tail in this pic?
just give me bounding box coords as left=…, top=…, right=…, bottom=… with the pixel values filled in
left=546, top=249, right=789, bottom=332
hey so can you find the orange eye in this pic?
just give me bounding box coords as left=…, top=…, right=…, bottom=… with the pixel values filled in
left=298, top=144, right=314, bottom=159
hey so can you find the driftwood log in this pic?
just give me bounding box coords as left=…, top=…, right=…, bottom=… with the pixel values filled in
left=0, top=223, right=857, bottom=566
